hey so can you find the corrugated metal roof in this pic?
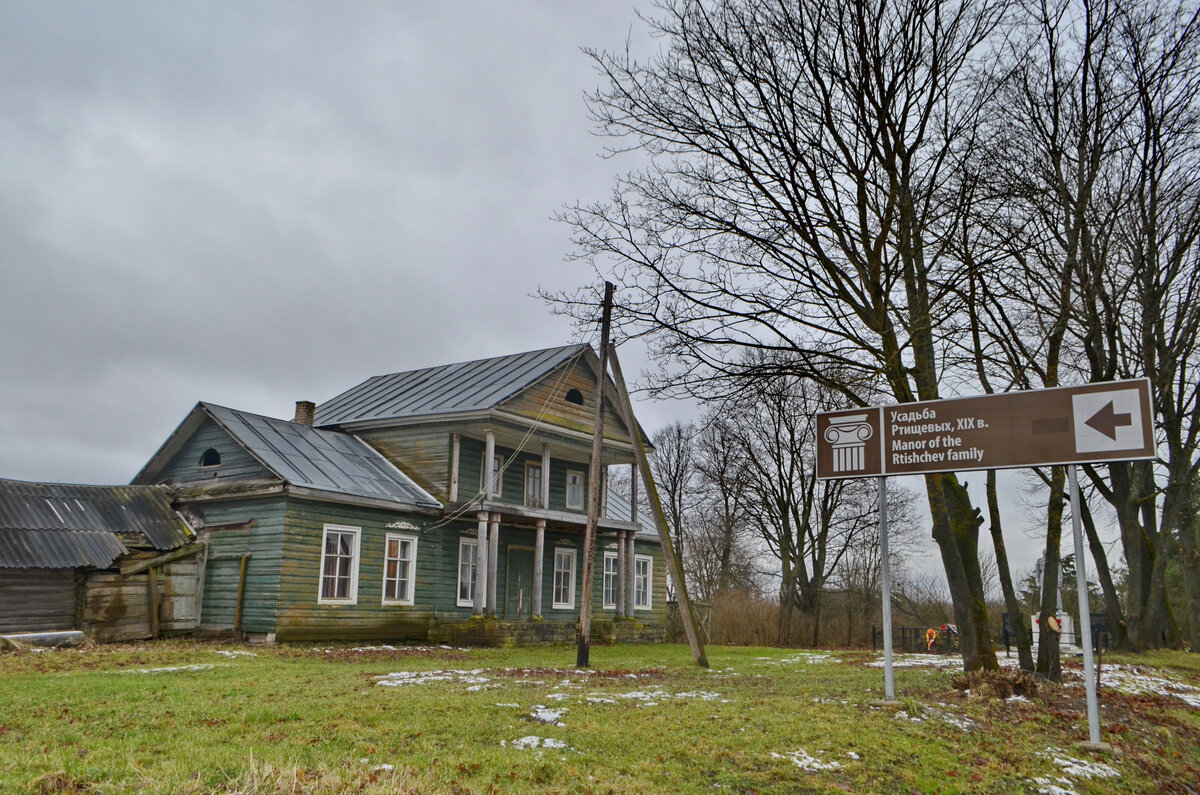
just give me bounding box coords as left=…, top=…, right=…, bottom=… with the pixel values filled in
left=203, top=404, right=442, bottom=510
left=0, top=479, right=191, bottom=568
left=0, top=527, right=128, bottom=569
left=315, top=344, right=589, bottom=426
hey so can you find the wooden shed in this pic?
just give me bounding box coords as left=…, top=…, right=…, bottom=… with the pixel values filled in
left=0, top=479, right=198, bottom=642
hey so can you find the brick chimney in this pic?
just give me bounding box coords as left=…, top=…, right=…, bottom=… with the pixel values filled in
left=294, top=400, right=316, bottom=426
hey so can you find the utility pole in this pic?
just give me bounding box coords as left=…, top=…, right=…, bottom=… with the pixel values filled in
left=577, top=281, right=613, bottom=668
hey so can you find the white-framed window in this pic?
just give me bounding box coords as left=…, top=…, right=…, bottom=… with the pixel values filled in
left=382, top=533, right=417, bottom=605
left=565, top=470, right=584, bottom=510
left=525, top=462, right=543, bottom=508
left=552, top=547, right=576, bottom=609
left=457, top=538, right=478, bottom=607
left=602, top=551, right=619, bottom=608
left=634, top=555, right=652, bottom=609
left=318, top=524, right=361, bottom=604
left=481, top=453, right=503, bottom=498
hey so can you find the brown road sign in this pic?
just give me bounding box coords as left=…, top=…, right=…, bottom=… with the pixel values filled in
left=816, top=379, right=1154, bottom=480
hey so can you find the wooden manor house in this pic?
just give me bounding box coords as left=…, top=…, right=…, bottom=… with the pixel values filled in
left=0, top=344, right=668, bottom=646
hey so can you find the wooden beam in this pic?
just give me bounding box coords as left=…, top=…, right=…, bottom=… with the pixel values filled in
left=234, top=554, right=250, bottom=633
left=120, top=542, right=207, bottom=576
left=450, top=433, right=461, bottom=502
left=608, top=342, right=709, bottom=667
left=533, top=518, right=545, bottom=618
left=147, top=565, right=160, bottom=639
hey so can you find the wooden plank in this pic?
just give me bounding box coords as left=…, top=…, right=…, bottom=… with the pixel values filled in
left=120, top=542, right=206, bottom=576
left=147, top=566, right=159, bottom=638
left=234, top=554, right=250, bottom=632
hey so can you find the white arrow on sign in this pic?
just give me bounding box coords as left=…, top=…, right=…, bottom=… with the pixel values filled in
left=1072, top=389, right=1145, bottom=454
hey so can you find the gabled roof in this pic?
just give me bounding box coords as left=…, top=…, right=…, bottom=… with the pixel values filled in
left=0, top=479, right=191, bottom=569
left=315, top=344, right=590, bottom=426
left=136, top=403, right=441, bottom=511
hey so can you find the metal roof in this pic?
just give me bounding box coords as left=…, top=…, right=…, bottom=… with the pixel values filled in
left=203, top=404, right=442, bottom=510
left=315, top=344, right=590, bottom=426
left=0, top=479, right=191, bottom=568
left=0, top=528, right=128, bottom=569
left=605, top=490, right=657, bottom=537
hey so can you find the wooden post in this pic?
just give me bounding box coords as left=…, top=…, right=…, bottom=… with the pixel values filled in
left=450, top=433, right=461, bottom=502
left=608, top=342, right=709, bottom=667
left=625, top=530, right=636, bottom=618
left=484, top=430, right=496, bottom=499
left=487, top=512, right=500, bottom=617
left=147, top=565, right=160, bottom=639
left=630, top=462, right=638, bottom=523
left=194, top=540, right=209, bottom=628
left=533, top=518, right=545, bottom=618
left=577, top=281, right=614, bottom=668
left=616, top=530, right=626, bottom=617
left=541, top=444, right=551, bottom=510
left=473, top=511, right=488, bottom=616
left=234, top=554, right=249, bottom=633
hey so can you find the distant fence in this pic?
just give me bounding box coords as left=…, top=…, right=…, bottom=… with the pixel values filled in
left=873, top=624, right=1112, bottom=655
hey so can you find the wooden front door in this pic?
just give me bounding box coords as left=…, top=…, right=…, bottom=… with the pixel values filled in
left=505, top=547, right=534, bottom=620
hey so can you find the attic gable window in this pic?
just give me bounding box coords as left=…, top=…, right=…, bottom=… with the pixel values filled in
left=199, top=448, right=221, bottom=467
left=565, top=388, right=584, bottom=405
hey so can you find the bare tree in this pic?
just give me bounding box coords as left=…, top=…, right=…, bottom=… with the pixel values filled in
left=554, top=0, right=1008, bottom=670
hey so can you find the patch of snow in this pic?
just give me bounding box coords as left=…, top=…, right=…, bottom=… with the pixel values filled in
left=121, top=664, right=216, bottom=674
left=375, top=668, right=490, bottom=688
left=1038, top=749, right=1119, bottom=780
left=771, top=749, right=842, bottom=772
left=530, top=705, right=566, bottom=725
left=213, top=650, right=256, bottom=658
left=508, top=736, right=569, bottom=750
left=1066, top=663, right=1200, bottom=709
left=373, top=764, right=394, bottom=772
left=1029, top=776, right=1078, bottom=795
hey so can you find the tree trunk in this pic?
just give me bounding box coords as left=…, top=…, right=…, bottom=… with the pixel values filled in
left=1077, top=488, right=1128, bottom=650
left=986, top=470, right=1034, bottom=671
left=1037, top=466, right=1065, bottom=681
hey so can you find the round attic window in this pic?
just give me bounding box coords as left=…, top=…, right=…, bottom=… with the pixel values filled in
left=200, top=448, right=221, bottom=467
left=565, top=388, right=584, bottom=405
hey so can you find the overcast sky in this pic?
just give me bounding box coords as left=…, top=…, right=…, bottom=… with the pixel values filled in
left=1, top=2, right=1098, bottom=583
left=0, top=2, right=679, bottom=483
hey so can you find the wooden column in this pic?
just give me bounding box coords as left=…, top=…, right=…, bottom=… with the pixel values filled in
left=601, top=467, right=609, bottom=518
left=625, top=530, right=636, bottom=617
left=630, top=463, right=638, bottom=523
left=450, top=433, right=461, bottom=502
left=533, top=518, right=545, bottom=617
left=541, top=444, right=551, bottom=509
left=487, top=512, right=500, bottom=617
left=484, top=430, right=496, bottom=499
left=616, top=530, right=626, bottom=617
left=473, top=511, right=488, bottom=615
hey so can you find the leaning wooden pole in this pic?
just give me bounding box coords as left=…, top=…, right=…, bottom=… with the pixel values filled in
left=607, top=343, right=709, bottom=668
left=577, top=281, right=614, bottom=668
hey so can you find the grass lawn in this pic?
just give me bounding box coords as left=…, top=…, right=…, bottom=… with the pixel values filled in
left=0, top=640, right=1197, bottom=793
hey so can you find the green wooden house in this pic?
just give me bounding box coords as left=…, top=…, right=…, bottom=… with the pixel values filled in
left=133, top=345, right=667, bottom=644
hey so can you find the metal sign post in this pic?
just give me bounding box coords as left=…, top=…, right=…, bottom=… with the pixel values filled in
left=879, top=476, right=894, bottom=701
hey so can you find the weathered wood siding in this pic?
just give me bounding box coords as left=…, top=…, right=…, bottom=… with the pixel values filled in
left=499, top=359, right=632, bottom=445
left=191, top=498, right=286, bottom=634
left=355, top=426, right=451, bottom=500
left=154, top=418, right=272, bottom=483
left=0, top=569, right=80, bottom=633
left=457, top=437, right=590, bottom=515
left=274, top=499, right=443, bottom=641
left=587, top=539, right=669, bottom=623
left=85, top=570, right=151, bottom=642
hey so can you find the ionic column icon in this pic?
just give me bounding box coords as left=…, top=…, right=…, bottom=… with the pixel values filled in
left=825, top=414, right=873, bottom=473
